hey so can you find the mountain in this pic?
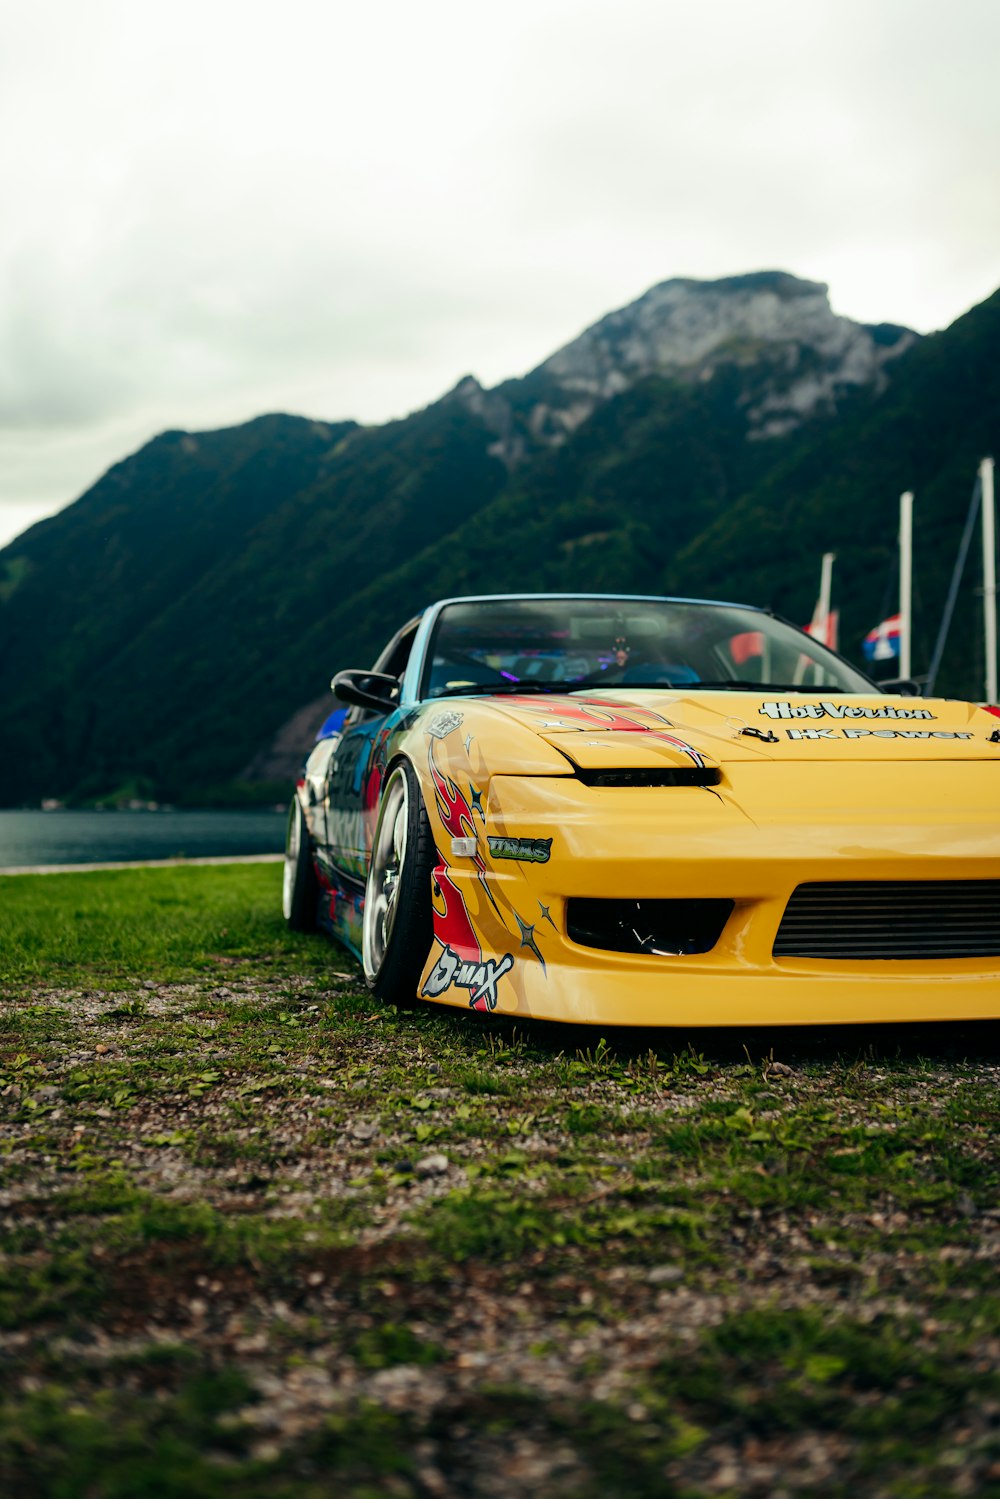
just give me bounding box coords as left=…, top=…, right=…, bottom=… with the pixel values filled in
left=1, top=270, right=996, bottom=807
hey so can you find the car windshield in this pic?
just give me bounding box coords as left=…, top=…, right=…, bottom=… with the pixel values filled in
left=421, top=596, right=874, bottom=699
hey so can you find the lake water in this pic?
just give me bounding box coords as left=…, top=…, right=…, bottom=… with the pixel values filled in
left=0, top=809, right=288, bottom=869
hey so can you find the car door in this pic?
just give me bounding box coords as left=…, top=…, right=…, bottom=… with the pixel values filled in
left=325, top=618, right=420, bottom=884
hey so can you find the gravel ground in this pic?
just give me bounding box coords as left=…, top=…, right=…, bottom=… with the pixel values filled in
left=1, top=970, right=999, bottom=1497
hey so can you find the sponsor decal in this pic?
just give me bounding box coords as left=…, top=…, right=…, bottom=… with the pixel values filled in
left=422, top=944, right=514, bottom=1011
left=426, top=710, right=464, bottom=739
left=786, top=728, right=972, bottom=741
left=761, top=701, right=934, bottom=721
left=487, top=835, right=552, bottom=863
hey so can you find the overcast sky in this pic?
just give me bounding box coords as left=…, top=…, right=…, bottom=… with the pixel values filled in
left=2, top=0, right=999, bottom=549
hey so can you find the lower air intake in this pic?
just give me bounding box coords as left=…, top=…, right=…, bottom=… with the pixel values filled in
left=774, top=880, right=1000, bottom=960
left=567, top=898, right=733, bottom=956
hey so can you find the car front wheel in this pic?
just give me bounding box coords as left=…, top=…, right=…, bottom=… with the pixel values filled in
left=362, top=761, right=435, bottom=1000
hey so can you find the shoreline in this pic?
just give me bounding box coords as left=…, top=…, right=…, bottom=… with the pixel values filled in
left=0, top=852, right=284, bottom=876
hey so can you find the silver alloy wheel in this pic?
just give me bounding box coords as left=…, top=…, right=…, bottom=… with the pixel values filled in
left=282, top=802, right=301, bottom=921
left=363, top=767, right=409, bottom=983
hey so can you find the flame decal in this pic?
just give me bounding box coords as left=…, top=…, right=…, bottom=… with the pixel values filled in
left=427, top=737, right=501, bottom=914
left=432, top=863, right=482, bottom=962
left=648, top=731, right=707, bottom=768
left=497, top=694, right=707, bottom=767
left=499, top=695, right=668, bottom=733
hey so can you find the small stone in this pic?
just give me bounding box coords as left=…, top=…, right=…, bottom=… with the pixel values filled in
left=768, top=1060, right=796, bottom=1076
left=351, top=1121, right=378, bottom=1141
left=416, top=1153, right=449, bottom=1177
left=95, top=1044, right=110, bottom=1055
left=647, top=1264, right=684, bottom=1284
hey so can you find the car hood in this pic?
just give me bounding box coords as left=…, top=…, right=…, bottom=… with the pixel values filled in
left=485, top=690, right=1000, bottom=768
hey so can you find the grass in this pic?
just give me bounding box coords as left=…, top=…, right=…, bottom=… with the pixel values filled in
left=0, top=864, right=334, bottom=987
left=0, top=863, right=998, bottom=1496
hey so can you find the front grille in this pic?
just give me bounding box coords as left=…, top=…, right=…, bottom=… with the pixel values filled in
left=774, top=880, right=1000, bottom=960
left=567, top=897, right=733, bottom=956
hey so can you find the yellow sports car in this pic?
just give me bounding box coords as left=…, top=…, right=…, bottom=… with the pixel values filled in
left=283, top=593, right=1000, bottom=1025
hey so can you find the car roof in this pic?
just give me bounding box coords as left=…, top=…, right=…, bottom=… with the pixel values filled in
left=426, top=592, right=764, bottom=611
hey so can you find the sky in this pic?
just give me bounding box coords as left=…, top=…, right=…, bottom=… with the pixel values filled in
left=2, top=0, right=999, bottom=550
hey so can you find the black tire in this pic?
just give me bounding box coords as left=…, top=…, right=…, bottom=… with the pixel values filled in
left=362, top=760, right=436, bottom=1002
left=282, top=797, right=318, bottom=932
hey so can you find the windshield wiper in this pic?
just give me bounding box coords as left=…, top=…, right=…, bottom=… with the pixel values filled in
left=433, top=680, right=580, bottom=698
left=682, top=681, right=861, bottom=692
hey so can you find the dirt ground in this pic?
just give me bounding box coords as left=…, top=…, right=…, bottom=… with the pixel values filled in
left=1, top=965, right=998, bottom=1496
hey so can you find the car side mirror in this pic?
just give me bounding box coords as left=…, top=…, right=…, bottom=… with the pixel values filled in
left=331, top=669, right=399, bottom=714
left=877, top=677, right=923, bottom=697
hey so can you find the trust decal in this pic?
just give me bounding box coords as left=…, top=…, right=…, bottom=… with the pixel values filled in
left=487, top=835, right=552, bottom=863
left=760, top=701, right=935, bottom=721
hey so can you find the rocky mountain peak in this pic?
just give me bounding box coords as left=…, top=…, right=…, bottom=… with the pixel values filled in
left=534, top=270, right=919, bottom=441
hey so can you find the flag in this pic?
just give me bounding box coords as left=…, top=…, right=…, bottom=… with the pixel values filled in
left=804, top=610, right=839, bottom=650
left=862, top=614, right=902, bottom=663
left=730, top=630, right=765, bottom=665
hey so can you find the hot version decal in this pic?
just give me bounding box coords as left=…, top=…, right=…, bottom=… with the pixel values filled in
left=760, top=701, right=935, bottom=721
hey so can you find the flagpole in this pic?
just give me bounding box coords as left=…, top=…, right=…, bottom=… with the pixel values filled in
left=982, top=457, right=997, bottom=703
left=899, top=491, right=914, bottom=681
left=815, top=552, right=835, bottom=638
left=925, top=471, right=981, bottom=697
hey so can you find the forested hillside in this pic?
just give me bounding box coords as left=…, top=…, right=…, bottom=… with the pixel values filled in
left=1, top=272, right=997, bottom=806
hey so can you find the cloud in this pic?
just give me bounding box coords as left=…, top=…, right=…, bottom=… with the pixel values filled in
left=1, top=0, right=999, bottom=544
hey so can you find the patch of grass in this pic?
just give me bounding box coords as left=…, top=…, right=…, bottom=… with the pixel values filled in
left=352, top=1322, right=445, bottom=1369
left=0, top=1367, right=298, bottom=1499
left=650, top=1304, right=1000, bottom=1462
left=0, top=865, right=342, bottom=987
